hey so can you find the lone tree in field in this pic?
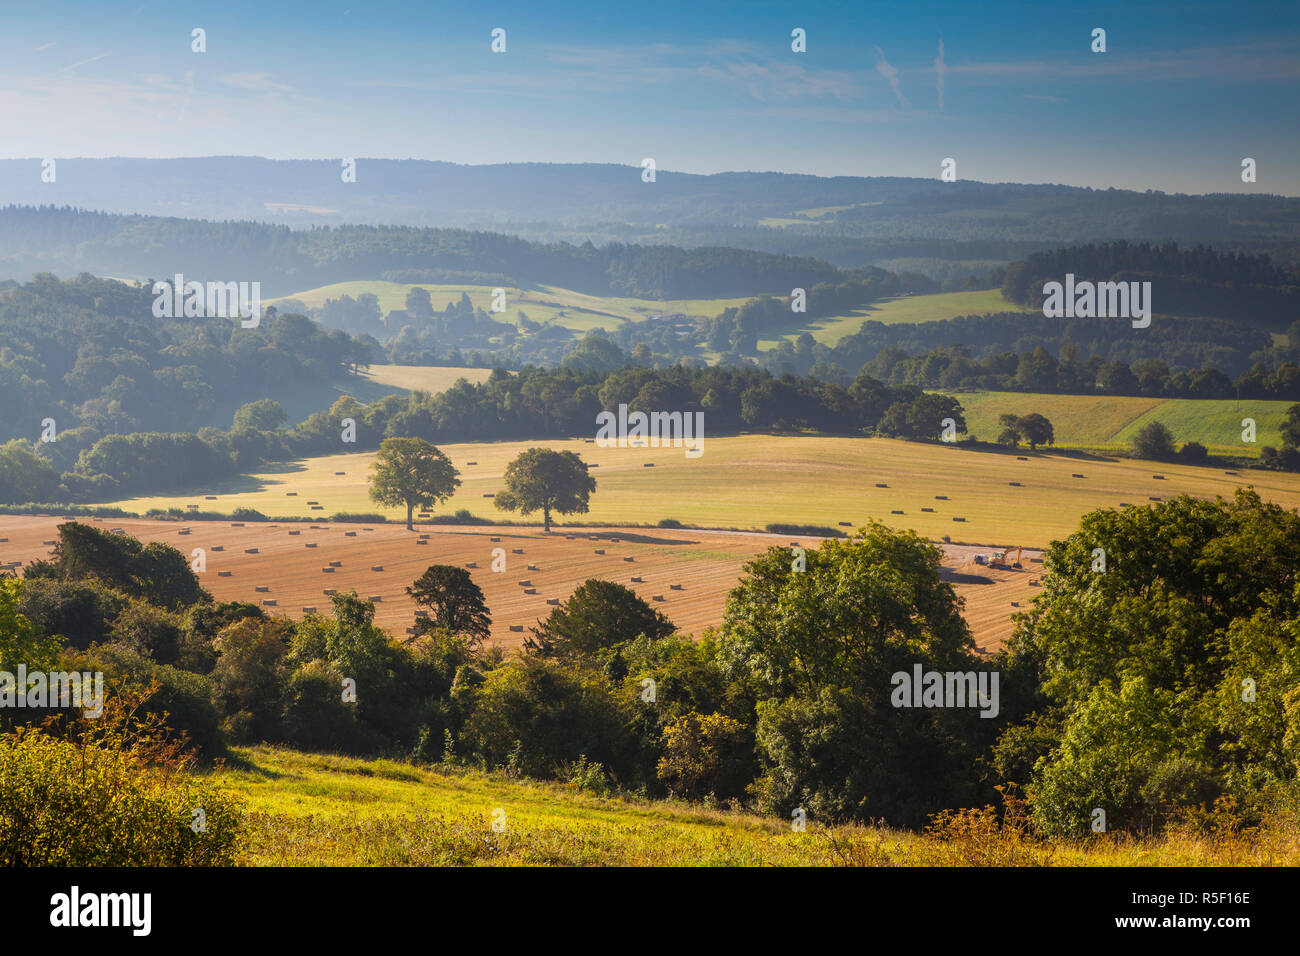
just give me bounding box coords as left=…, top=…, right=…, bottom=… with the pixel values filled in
left=993, top=416, right=1055, bottom=452
left=369, top=437, right=460, bottom=530
left=1131, top=421, right=1177, bottom=461
left=1017, top=413, right=1055, bottom=451
left=998, top=413, right=1055, bottom=451
left=493, top=448, right=595, bottom=533
left=407, top=564, right=491, bottom=645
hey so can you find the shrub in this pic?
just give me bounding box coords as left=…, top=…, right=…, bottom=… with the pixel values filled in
left=110, top=600, right=185, bottom=665
left=1131, top=421, right=1177, bottom=460
left=763, top=523, right=846, bottom=538
left=656, top=711, right=752, bottom=800
left=561, top=755, right=613, bottom=795
left=64, top=645, right=225, bottom=756
left=0, top=707, right=241, bottom=865
left=15, top=577, right=124, bottom=651
left=281, top=659, right=365, bottom=752
left=429, top=509, right=493, bottom=525
left=458, top=657, right=629, bottom=778
left=209, top=618, right=292, bottom=743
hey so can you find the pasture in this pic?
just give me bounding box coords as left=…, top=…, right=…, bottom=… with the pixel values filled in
left=757, top=289, right=1034, bottom=348
left=953, top=391, right=1294, bottom=454
left=272, top=281, right=1026, bottom=346
left=270, top=280, right=749, bottom=333
left=92, top=435, right=1300, bottom=549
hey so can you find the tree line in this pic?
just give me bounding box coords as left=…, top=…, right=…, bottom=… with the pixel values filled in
left=0, top=273, right=376, bottom=444
left=1001, top=240, right=1300, bottom=326
left=0, top=364, right=966, bottom=504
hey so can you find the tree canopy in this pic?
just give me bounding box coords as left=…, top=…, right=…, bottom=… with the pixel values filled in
left=494, top=448, right=595, bottom=532
left=369, top=437, right=460, bottom=530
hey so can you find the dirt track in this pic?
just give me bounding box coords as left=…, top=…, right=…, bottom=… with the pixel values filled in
left=0, top=517, right=1039, bottom=651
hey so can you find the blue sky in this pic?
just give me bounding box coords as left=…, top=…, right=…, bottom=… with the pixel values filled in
left=2, top=0, right=1297, bottom=193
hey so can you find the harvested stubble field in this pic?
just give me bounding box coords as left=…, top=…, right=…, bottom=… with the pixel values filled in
left=102, top=435, right=1300, bottom=548
left=0, top=516, right=1035, bottom=651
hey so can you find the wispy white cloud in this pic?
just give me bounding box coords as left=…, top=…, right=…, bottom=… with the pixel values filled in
left=698, top=61, right=862, bottom=102
left=738, top=105, right=948, bottom=125
left=934, top=38, right=946, bottom=108
left=218, top=73, right=297, bottom=95
left=950, top=41, right=1300, bottom=82
left=874, top=47, right=910, bottom=107
left=33, top=42, right=55, bottom=53
left=42, top=52, right=109, bottom=77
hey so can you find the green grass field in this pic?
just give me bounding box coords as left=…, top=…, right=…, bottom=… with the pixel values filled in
left=270, top=280, right=749, bottom=334
left=100, top=434, right=1300, bottom=549
left=757, top=289, right=1034, bottom=348
left=953, top=391, right=1294, bottom=455
left=209, top=745, right=1298, bottom=866
left=273, top=281, right=1024, bottom=348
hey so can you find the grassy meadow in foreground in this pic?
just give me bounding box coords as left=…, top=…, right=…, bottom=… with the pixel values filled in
left=211, top=746, right=1300, bottom=866
left=101, top=435, right=1300, bottom=549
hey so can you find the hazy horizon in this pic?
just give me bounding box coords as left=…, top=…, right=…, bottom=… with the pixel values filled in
left=2, top=0, right=1297, bottom=196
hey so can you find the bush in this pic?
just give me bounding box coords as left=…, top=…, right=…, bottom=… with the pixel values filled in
left=1179, top=441, right=1210, bottom=463
left=0, top=715, right=241, bottom=865
left=64, top=645, right=225, bottom=756
left=281, top=659, right=365, bottom=752
left=656, top=712, right=752, bottom=800
left=657, top=518, right=683, bottom=529
left=1131, top=422, right=1177, bottom=460
left=1260, top=445, right=1300, bottom=472
left=429, top=510, right=493, bottom=525
left=209, top=618, right=291, bottom=743
left=110, top=600, right=184, bottom=665
left=458, top=658, right=629, bottom=778
left=561, top=755, right=613, bottom=795
left=764, top=523, right=846, bottom=538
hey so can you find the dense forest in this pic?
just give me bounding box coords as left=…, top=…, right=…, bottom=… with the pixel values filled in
left=1001, top=241, right=1300, bottom=326
left=0, top=206, right=843, bottom=299
left=0, top=273, right=375, bottom=442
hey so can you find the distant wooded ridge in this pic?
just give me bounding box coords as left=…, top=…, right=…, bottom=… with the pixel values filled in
left=1, top=156, right=1296, bottom=272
